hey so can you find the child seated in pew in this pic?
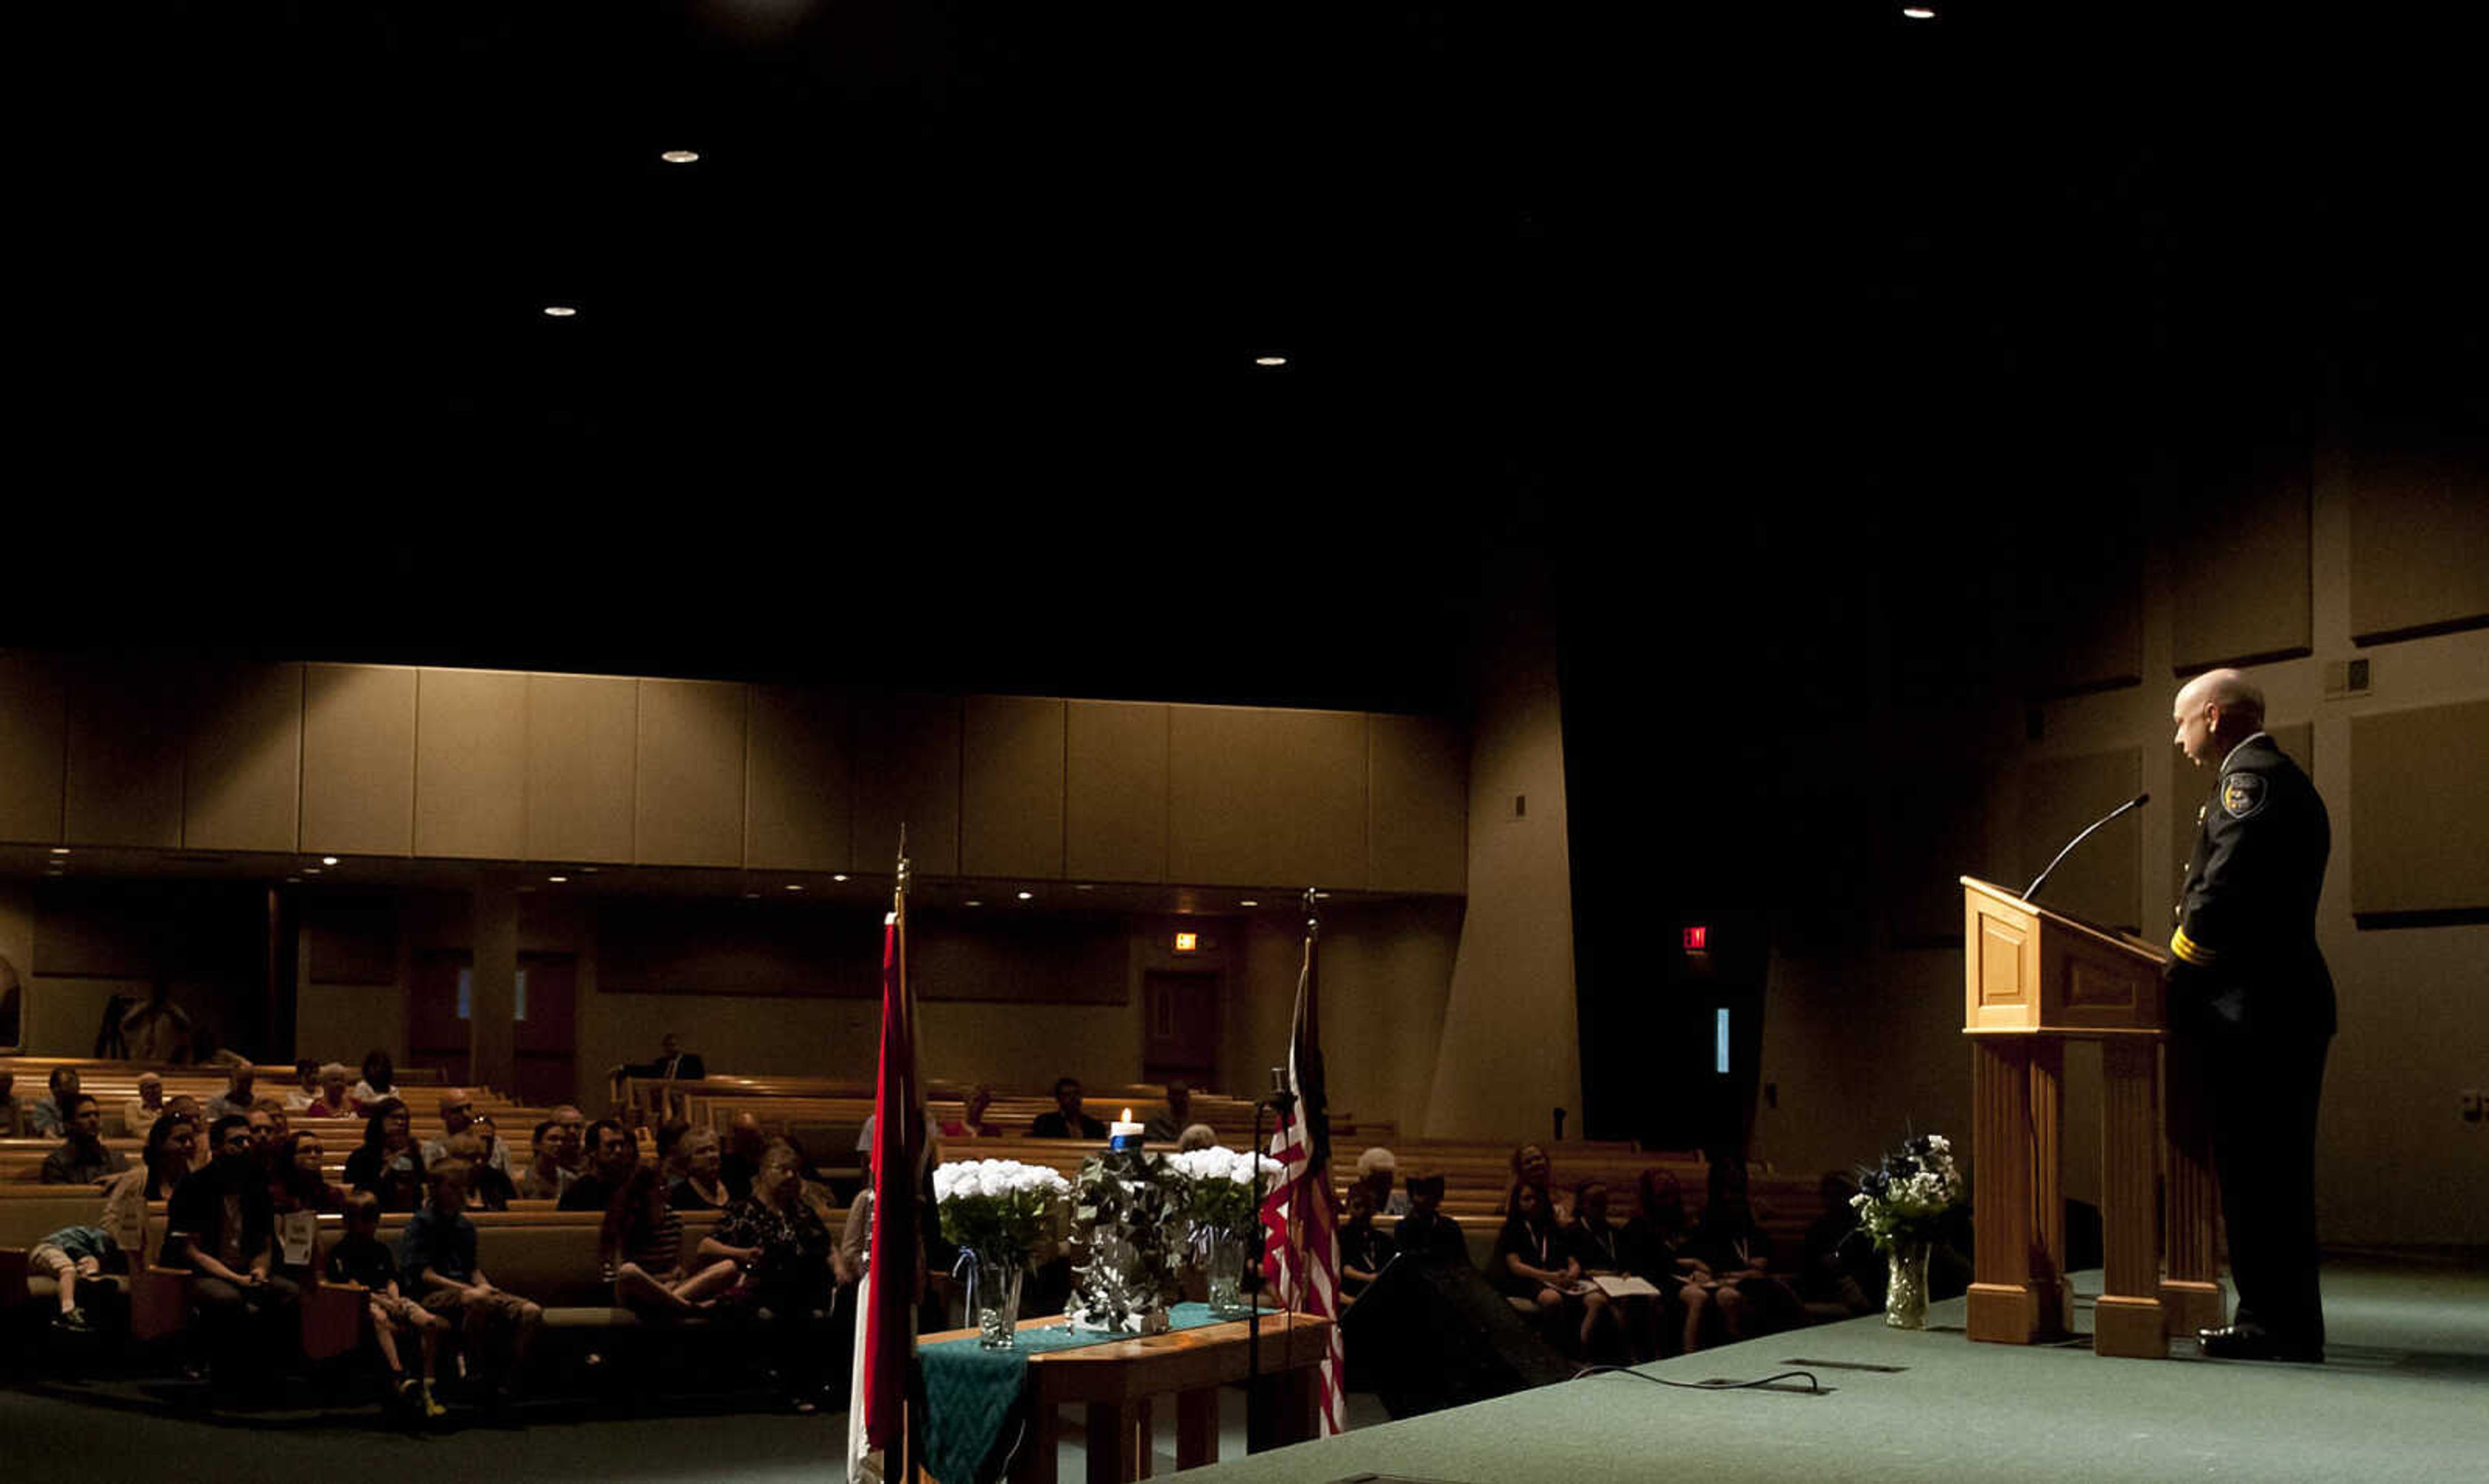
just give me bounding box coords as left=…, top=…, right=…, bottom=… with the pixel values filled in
left=29, top=1225, right=125, bottom=1333
left=329, top=1190, right=449, bottom=1420
left=602, top=1164, right=743, bottom=1317
left=399, top=1159, right=543, bottom=1410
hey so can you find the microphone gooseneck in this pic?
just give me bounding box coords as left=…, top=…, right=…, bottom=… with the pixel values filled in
left=2022, top=791, right=2150, bottom=901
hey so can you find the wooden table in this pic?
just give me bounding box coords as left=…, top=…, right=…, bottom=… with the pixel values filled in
left=915, top=1310, right=1335, bottom=1484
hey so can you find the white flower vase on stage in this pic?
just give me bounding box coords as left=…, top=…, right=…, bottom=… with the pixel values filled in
left=976, top=1252, right=1025, bottom=1349
left=1885, top=1242, right=1931, bottom=1330
left=1204, top=1232, right=1253, bottom=1319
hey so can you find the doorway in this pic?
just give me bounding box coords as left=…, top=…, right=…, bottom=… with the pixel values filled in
left=407, top=949, right=578, bottom=1105
left=1142, top=968, right=1222, bottom=1091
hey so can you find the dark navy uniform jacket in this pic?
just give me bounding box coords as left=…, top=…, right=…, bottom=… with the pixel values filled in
left=2171, top=732, right=2335, bottom=1038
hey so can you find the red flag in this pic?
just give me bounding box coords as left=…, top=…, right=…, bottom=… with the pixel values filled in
left=860, top=879, right=922, bottom=1458
left=1260, top=913, right=1346, bottom=1436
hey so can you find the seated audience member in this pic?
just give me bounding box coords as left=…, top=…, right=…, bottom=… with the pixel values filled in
left=1566, top=1177, right=1650, bottom=1360
left=550, top=1104, right=590, bottom=1177
left=705, top=1139, right=839, bottom=1411
left=445, top=1132, right=515, bottom=1210
left=649, top=1032, right=705, bottom=1082
left=1394, top=1174, right=1470, bottom=1264
left=164, top=1095, right=212, bottom=1168
left=670, top=1126, right=732, bottom=1211
left=473, top=1113, right=506, bottom=1172
left=125, top=1072, right=168, bottom=1137
left=268, top=1130, right=344, bottom=1282
left=327, top=1190, right=447, bottom=1419
left=29, top=1065, right=80, bottom=1137
left=307, top=1063, right=355, bottom=1119
left=0, top=1070, right=21, bottom=1137
left=248, top=1100, right=286, bottom=1157
left=719, top=1111, right=767, bottom=1200
left=204, top=1062, right=259, bottom=1123
left=1495, top=1180, right=1609, bottom=1356
left=560, top=1119, right=641, bottom=1212
left=345, top=1098, right=428, bottom=1212
left=1029, top=1076, right=1107, bottom=1139
left=1799, top=1172, right=1880, bottom=1318
left=41, top=1095, right=130, bottom=1185
left=283, top=1059, right=322, bottom=1111
left=30, top=1224, right=125, bottom=1332
left=104, top=1113, right=202, bottom=1260
left=1689, top=1153, right=1804, bottom=1341
left=655, top=1116, right=694, bottom=1179
left=604, top=1163, right=741, bottom=1317
left=1502, top=1142, right=1563, bottom=1220
left=1338, top=1181, right=1395, bottom=1302
left=1177, top=1122, right=1219, bottom=1152
left=421, top=1089, right=511, bottom=1176
left=168, top=1115, right=303, bottom=1387
left=349, top=1050, right=399, bottom=1117
left=939, top=1085, right=1004, bottom=1139
left=1624, top=1167, right=1714, bottom=1355
left=399, top=1159, right=543, bottom=1408
left=1358, top=1147, right=1410, bottom=1215
left=1141, top=1079, right=1193, bottom=1143
left=517, top=1119, right=572, bottom=1201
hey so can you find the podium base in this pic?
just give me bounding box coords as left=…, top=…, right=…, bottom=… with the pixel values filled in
left=1966, top=1282, right=2067, bottom=1345
left=2092, top=1295, right=2169, bottom=1358
left=2158, top=1279, right=2225, bottom=1337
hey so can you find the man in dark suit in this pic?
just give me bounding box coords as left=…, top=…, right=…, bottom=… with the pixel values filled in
left=1029, top=1076, right=1106, bottom=1139
left=2169, top=668, right=2333, bottom=1363
left=651, top=1033, right=705, bottom=1082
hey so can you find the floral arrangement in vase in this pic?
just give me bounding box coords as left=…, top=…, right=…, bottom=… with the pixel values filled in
left=933, top=1159, right=1072, bottom=1348
left=1850, top=1133, right=1965, bottom=1329
left=1068, top=1147, right=1183, bottom=1334
left=1165, top=1146, right=1284, bottom=1317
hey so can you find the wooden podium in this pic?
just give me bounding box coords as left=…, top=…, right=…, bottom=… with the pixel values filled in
left=1959, top=877, right=2219, bottom=1358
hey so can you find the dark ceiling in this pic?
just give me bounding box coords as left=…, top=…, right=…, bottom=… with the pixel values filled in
left=15, top=5, right=2481, bottom=710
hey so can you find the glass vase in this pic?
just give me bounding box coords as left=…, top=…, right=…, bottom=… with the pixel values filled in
left=976, top=1252, right=1025, bottom=1349
left=1204, top=1232, right=1252, bottom=1319
left=1885, top=1242, right=1930, bottom=1330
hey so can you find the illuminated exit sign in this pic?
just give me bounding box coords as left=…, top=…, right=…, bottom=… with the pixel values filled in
left=1174, top=932, right=1200, bottom=953
left=1683, top=926, right=1709, bottom=952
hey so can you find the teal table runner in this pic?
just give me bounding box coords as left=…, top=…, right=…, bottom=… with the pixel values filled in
left=920, top=1303, right=1237, bottom=1484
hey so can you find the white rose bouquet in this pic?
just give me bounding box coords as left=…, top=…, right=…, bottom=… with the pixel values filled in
left=1850, top=1133, right=1965, bottom=1254
left=933, top=1159, right=1073, bottom=1266
left=1165, top=1146, right=1285, bottom=1239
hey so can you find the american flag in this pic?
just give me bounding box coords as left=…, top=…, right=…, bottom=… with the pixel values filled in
left=853, top=861, right=923, bottom=1480
left=1259, top=905, right=1344, bottom=1437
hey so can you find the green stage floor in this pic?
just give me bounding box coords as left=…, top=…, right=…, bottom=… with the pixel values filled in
left=1172, top=1262, right=2489, bottom=1484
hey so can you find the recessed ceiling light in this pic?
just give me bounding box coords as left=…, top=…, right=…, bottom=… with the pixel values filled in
left=50, top=848, right=71, bottom=855
left=964, top=899, right=983, bottom=907
left=660, top=150, right=701, bottom=164
left=1074, top=884, right=1095, bottom=892
left=833, top=874, right=848, bottom=883
left=548, top=875, right=568, bottom=883
left=1902, top=6, right=1936, bottom=16
left=745, top=892, right=761, bottom=899
left=305, top=867, right=321, bottom=875
left=581, top=866, right=598, bottom=874
left=322, top=856, right=339, bottom=866
left=1017, top=891, right=1033, bottom=901
left=285, top=875, right=301, bottom=883
left=786, top=884, right=804, bottom=892
left=1254, top=355, right=1288, bottom=367
left=1239, top=899, right=1259, bottom=907
left=543, top=305, right=579, bottom=318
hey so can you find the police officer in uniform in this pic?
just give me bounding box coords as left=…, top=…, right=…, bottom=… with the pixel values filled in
left=2168, top=668, right=2332, bottom=1363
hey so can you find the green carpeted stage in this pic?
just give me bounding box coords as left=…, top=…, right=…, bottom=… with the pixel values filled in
left=1172, top=1260, right=2489, bottom=1484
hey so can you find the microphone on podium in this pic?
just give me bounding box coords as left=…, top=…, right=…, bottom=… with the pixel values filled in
left=2022, top=792, right=2149, bottom=902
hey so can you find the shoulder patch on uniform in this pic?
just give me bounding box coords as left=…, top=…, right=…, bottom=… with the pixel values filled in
left=2219, top=771, right=2267, bottom=820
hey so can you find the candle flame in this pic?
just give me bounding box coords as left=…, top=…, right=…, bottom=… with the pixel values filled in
left=1122, top=1107, right=1133, bottom=1122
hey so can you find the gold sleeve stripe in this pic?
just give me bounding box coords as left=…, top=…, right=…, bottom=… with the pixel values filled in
left=2170, top=927, right=2217, bottom=966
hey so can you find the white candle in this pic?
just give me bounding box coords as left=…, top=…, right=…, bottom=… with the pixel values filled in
left=1110, top=1107, right=1145, bottom=1141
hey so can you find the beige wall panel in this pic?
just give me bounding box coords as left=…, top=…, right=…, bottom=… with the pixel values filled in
left=1066, top=700, right=1168, bottom=884
left=1368, top=713, right=1467, bottom=895
left=2348, top=445, right=2489, bottom=643
left=527, top=673, right=637, bottom=864
left=2168, top=722, right=2312, bottom=905
left=414, top=668, right=527, bottom=860
left=635, top=678, right=747, bottom=868
left=2350, top=701, right=2489, bottom=916
left=961, top=695, right=1066, bottom=880
left=1169, top=706, right=1268, bottom=886
left=183, top=662, right=303, bottom=853
left=745, top=686, right=851, bottom=874
left=2171, top=485, right=2313, bottom=671
left=302, top=664, right=417, bottom=857
left=0, top=655, right=67, bottom=843
left=1265, top=709, right=1370, bottom=890
left=63, top=658, right=183, bottom=848
left=2018, top=747, right=2143, bottom=931
left=853, top=693, right=961, bottom=877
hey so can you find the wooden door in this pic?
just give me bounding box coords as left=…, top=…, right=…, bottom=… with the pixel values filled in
left=1142, top=969, right=1222, bottom=1088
